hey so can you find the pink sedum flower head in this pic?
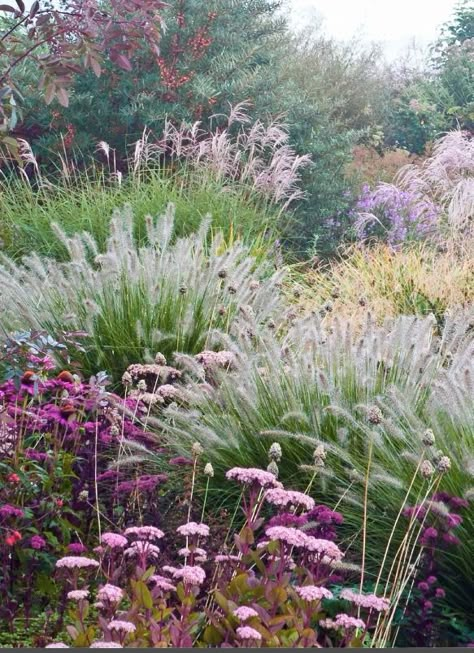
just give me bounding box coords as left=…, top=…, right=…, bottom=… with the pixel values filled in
left=215, top=554, right=240, bottom=562
left=172, top=565, right=206, bottom=585
left=97, top=584, right=124, bottom=604
left=233, top=606, right=259, bottom=621
left=124, top=526, right=164, bottom=541
left=56, top=556, right=99, bottom=570
left=295, top=585, right=333, bottom=602
left=265, top=526, right=309, bottom=548
left=340, top=589, right=389, bottom=612
left=236, top=626, right=262, bottom=641
left=90, top=643, right=123, bottom=648
left=226, top=467, right=282, bottom=488
left=176, top=522, right=210, bottom=538
left=45, top=644, right=69, bottom=648
left=124, top=541, right=160, bottom=559
left=100, top=533, right=128, bottom=549
left=305, top=536, right=343, bottom=561
left=320, top=614, right=366, bottom=630
left=108, top=620, right=136, bottom=634
left=149, top=575, right=176, bottom=592
left=265, top=488, right=315, bottom=511
left=178, top=546, right=207, bottom=558
left=67, top=589, right=89, bottom=601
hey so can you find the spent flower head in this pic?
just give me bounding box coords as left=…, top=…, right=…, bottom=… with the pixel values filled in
left=268, top=442, right=282, bottom=462
left=420, top=460, right=435, bottom=479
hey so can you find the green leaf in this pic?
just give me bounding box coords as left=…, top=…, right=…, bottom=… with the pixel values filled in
left=133, top=579, right=153, bottom=609
left=213, top=590, right=230, bottom=613
left=203, top=625, right=223, bottom=645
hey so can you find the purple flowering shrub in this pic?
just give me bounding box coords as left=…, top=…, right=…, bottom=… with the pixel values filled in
left=352, top=182, right=439, bottom=246
left=0, top=359, right=168, bottom=629
left=47, top=466, right=392, bottom=648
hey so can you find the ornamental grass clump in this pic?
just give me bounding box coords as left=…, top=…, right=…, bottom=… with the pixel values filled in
left=0, top=203, right=284, bottom=382
left=154, top=309, right=473, bottom=620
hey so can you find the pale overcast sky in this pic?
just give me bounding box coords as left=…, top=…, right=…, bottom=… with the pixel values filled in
left=289, top=0, right=458, bottom=58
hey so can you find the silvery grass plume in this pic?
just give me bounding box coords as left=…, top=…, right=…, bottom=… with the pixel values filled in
left=151, top=309, right=473, bottom=616
left=128, top=102, right=311, bottom=209
left=157, top=307, right=473, bottom=479
left=396, top=130, right=474, bottom=236
left=0, top=203, right=285, bottom=382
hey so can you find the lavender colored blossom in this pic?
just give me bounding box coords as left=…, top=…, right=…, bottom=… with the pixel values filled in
left=265, top=488, right=315, bottom=511
left=320, top=614, right=366, bottom=630
left=67, top=589, right=90, bottom=601
left=233, top=606, right=259, bottom=621
left=149, top=575, right=176, bottom=592
left=124, top=541, right=160, bottom=559
left=56, top=556, right=99, bottom=570
left=97, top=584, right=124, bottom=604
left=226, top=467, right=281, bottom=488
left=352, top=182, right=439, bottom=246
left=90, top=643, right=123, bottom=648
left=171, top=565, right=206, bottom=585
left=100, top=532, right=128, bottom=548
left=45, top=644, right=69, bottom=648
left=295, top=585, right=333, bottom=602
left=340, top=589, right=389, bottom=612
left=124, top=526, right=164, bottom=541
left=108, top=620, right=136, bottom=633
left=236, top=626, right=262, bottom=641
left=176, top=522, right=210, bottom=538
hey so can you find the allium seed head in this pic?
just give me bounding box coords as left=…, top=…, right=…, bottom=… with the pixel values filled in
left=268, top=442, right=282, bottom=462
left=192, top=441, right=204, bottom=457
left=422, top=429, right=435, bottom=447
left=437, top=456, right=451, bottom=473
left=367, top=406, right=383, bottom=424
left=204, top=463, right=214, bottom=478
left=420, top=460, right=435, bottom=479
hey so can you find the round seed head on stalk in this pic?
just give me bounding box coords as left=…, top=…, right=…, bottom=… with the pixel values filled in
left=154, top=352, right=167, bottom=365
left=367, top=405, right=383, bottom=424
left=179, top=285, right=187, bottom=295
left=422, top=429, right=435, bottom=447
left=437, top=455, right=451, bottom=473
left=313, top=444, right=326, bottom=468
left=268, top=442, right=282, bottom=462
left=192, top=441, right=204, bottom=458
left=204, top=463, right=214, bottom=478
left=121, top=371, right=132, bottom=387
left=137, top=379, right=147, bottom=392
left=420, top=460, right=435, bottom=479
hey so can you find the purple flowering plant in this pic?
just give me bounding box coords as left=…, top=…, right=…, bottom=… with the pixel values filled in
left=50, top=460, right=392, bottom=648
left=352, top=182, right=439, bottom=246
left=0, top=358, right=166, bottom=628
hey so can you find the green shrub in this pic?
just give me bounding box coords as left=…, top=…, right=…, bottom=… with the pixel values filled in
left=0, top=204, right=285, bottom=382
